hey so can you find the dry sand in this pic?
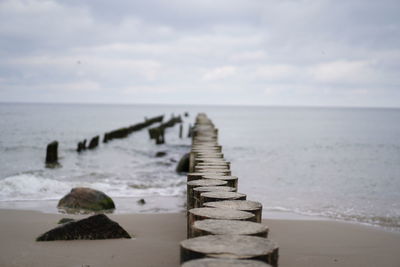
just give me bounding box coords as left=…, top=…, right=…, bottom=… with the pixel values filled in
left=0, top=209, right=399, bottom=267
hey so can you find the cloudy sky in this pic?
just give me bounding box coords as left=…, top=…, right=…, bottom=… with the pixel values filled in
left=0, top=0, right=399, bottom=107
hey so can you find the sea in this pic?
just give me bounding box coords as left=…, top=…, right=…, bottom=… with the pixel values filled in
left=0, top=103, right=399, bottom=232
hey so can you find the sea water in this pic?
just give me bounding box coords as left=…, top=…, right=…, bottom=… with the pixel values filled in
left=0, top=103, right=399, bottom=231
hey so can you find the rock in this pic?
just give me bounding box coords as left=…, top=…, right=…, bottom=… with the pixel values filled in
left=58, top=218, right=75, bottom=224
left=58, top=187, right=115, bottom=212
left=155, top=151, right=167, bottom=157
left=137, top=198, right=146, bottom=205
left=37, top=214, right=131, bottom=241
left=176, top=153, right=190, bottom=173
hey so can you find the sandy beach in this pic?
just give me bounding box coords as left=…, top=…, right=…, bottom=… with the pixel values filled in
left=0, top=209, right=399, bottom=267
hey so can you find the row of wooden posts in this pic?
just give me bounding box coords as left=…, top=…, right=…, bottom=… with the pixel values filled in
left=148, top=115, right=183, bottom=144
left=77, top=115, right=165, bottom=152
left=180, top=113, right=279, bottom=267
left=45, top=114, right=165, bottom=165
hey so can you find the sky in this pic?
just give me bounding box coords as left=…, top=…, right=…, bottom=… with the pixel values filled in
left=0, top=0, right=399, bottom=107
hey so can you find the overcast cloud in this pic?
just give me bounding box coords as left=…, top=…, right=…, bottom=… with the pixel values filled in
left=0, top=0, right=399, bottom=107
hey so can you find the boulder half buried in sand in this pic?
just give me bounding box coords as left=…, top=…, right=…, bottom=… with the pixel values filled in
left=58, top=187, right=115, bottom=213
left=176, top=153, right=190, bottom=173
left=37, top=214, right=130, bottom=241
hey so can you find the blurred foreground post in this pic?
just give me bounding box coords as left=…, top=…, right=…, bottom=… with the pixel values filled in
left=45, top=141, right=58, bottom=164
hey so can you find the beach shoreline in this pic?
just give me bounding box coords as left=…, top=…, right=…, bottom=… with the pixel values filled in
left=1, top=198, right=399, bottom=234
left=1, top=209, right=400, bottom=267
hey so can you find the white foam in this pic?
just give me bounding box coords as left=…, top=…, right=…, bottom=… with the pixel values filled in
left=0, top=173, right=186, bottom=201
left=0, top=174, right=71, bottom=201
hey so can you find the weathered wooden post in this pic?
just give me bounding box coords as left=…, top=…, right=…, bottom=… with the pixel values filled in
left=194, top=166, right=229, bottom=172
left=103, top=133, right=109, bottom=143
left=88, top=136, right=99, bottom=149
left=182, top=258, right=272, bottom=267
left=155, top=128, right=165, bottom=144
left=180, top=235, right=279, bottom=266
left=187, top=207, right=255, bottom=238
left=188, top=123, right=192, bottom=138
left=192, top=186, right=235, bottom=208
left=77, top=141, right=84, bottom=152
left=204, top=200, right=263, bottom=223
left=45, top=141, right=58, bottom=165
left=187, top=180, right=228, bottom=212
left=202, top=175, right=239, bottom=190
left=192, top=219, right=269, bottom=238
left=187, top=171, right=231, bottom=182
left=199, top=191, right=246, bottom=207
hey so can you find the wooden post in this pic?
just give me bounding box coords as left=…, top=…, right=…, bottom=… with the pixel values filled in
left=192, top=219, right=269, bottom=238
left=187, top=207, right=255, bottom=238
left=179, top=123, right=183, bottom=138
left=199, top=191, right=246, bottom=208
left=197, top=162, right=230, bottom=168
left=187, top=180, right=228, bottom=212
left=77, top=141, right=84, bottom=152
left=45, top=141, right=58, bottom=164
left=204, top=200, right=263, bottom=223
left=187, top=172, right=230, bottom=182
left=202, top=175, right=239, bottom=190
left=103, top=133, right=109, bottom=143
left=193, top=186, right=235, bottom=208
left=181, top=258, right=272, bottom=267
left=194, top=166, right=229, bottom=172
left=188, top=123, right=192, bottom=138
left=88, top=136, right=99, bottom=149
left=180, top=235, right=279, bottom=266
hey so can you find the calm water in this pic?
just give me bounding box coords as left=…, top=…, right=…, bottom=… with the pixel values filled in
left=0, top=103, right=399, bottom=231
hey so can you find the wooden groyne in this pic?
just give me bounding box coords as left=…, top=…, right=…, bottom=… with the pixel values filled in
left=104, top=115, right=164, bottom=143
left=45, top=114, right=164, bottom=166
left=180, top=113, right=279, bottom=266
left=76, top=114, right=164, bottom=153
left=148, top=115, right=182, bottom=144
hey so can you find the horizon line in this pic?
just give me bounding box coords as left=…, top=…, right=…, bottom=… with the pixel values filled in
left=0, top=100, right=399, bottom=110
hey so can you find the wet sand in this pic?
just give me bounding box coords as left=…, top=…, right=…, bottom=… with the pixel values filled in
left=0, top=209, right=399, bottom=267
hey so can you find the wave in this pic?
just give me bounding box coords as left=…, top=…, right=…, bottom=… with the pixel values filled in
left=0, top=172, right=186, bottom=201
left=0, top=173, right=71, bottom=201
left=265, top=205, right=400, bottom=231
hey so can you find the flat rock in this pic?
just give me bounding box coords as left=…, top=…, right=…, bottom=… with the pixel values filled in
left=37, top=214, right=131, bottom=241
left=58, top=218, right=75, bottom=224
left=58, top=187, right=115, bottom=212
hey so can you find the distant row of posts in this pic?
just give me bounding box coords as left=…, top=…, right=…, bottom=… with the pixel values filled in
left=45, top=113, right=191, bottom=167
left=180, top=113, right=279, bottom=267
